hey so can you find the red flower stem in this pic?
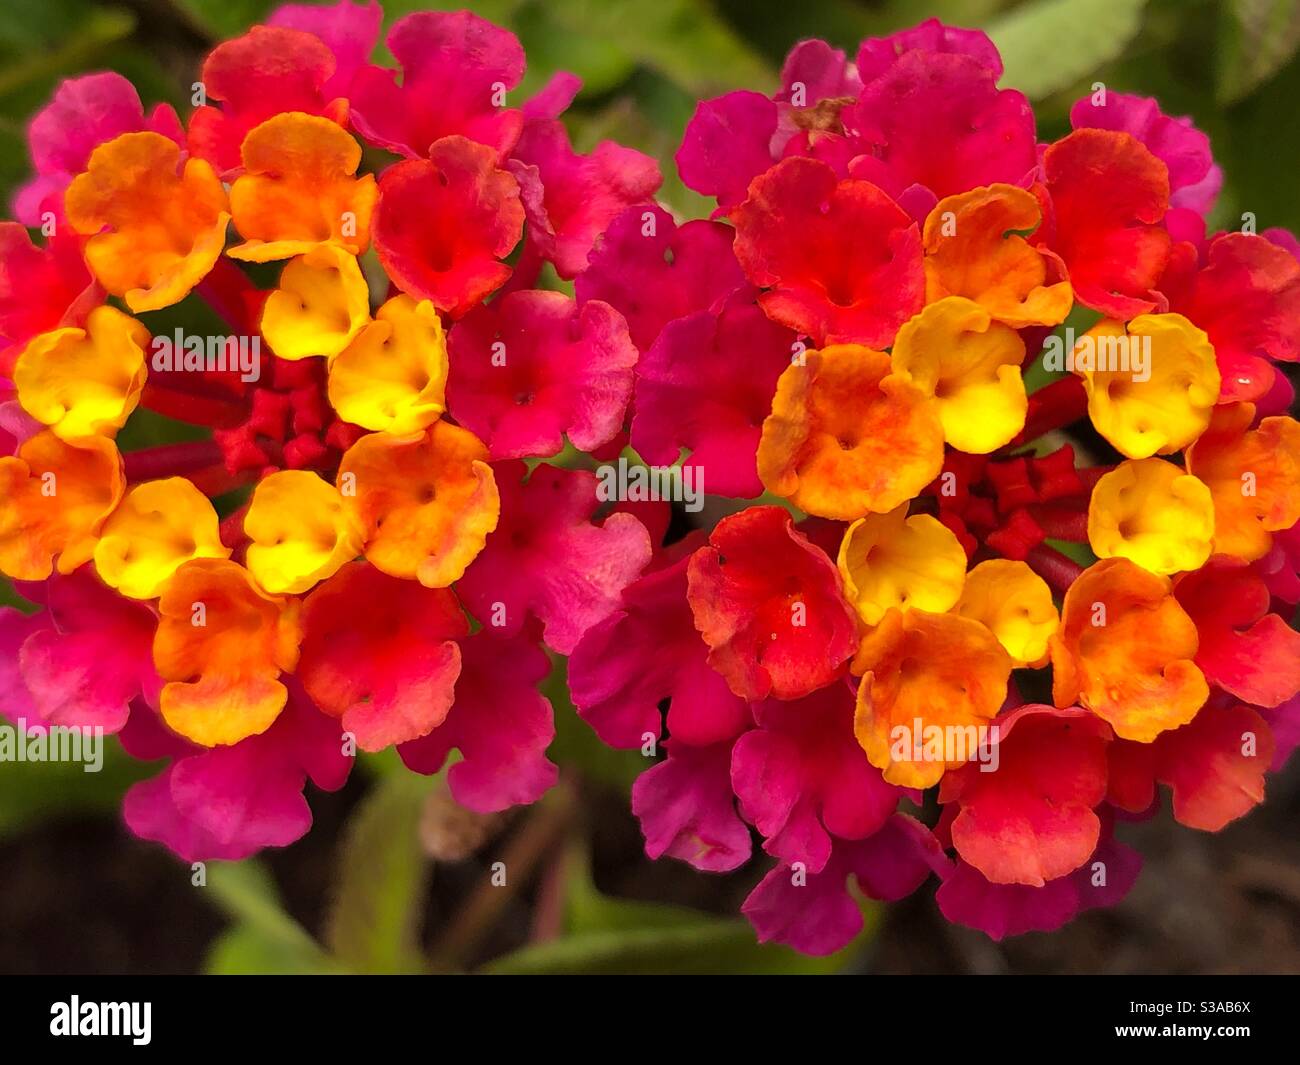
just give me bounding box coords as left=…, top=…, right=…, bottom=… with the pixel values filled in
left=198, top=258, right=262, bottom=337
left=1031, top=504, right=1090, bottom=542
left=1076, top=466, right=1111, bottom=492
left=141, top=382, right=248, bottom=428
left=123, top=439, right=224, bottom=481
left=1026, top=544, right=1085, bottom=595
left=1016, top=376, right=1088, bottom=444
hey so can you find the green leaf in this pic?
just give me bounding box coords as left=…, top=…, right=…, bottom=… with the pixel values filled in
left=485, top=840, right=871, bottom=973
left=0, top=737, right=152, bottom=838
left=481, top=920, right=861, bottom=974
left=0, top=7, right=136, bottom=98
left=512, top=0, right=636, bottom=100
left=171, top=0, right=274, bottom=39
left=1217, top=0, right=1300, bottom=103
left=544, top=656, right=645, bottom=791
left=205, top=923, right=342, bottom=975
left=545, top=0, right=775, bottom=96
left=204, top=861, right=342, bottom=974
left=563, top=843, right=705, bottom=935
left=989, top=0, right=1150, bottom=101
left=324, top=771, right=434, bottom=974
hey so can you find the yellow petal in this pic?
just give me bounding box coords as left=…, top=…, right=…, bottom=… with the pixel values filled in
left=260, top=243, right=371, bottom=360
left=14, top=306, right=150, bottom=440
left=244, top=469, right=363, bottom=594
left=93, top=477, right=231, bottom=599
left=1087, top=457, right=1215, bottom=576
left=837, top=504, right=966, bottom=626
left=327, top=295, right=448, bottom=434
left=890, top=296, right=1027, bottom=454
left=1076, top=313, right=1219, bottom=459
left=955, top=559, right=1058, bottom=668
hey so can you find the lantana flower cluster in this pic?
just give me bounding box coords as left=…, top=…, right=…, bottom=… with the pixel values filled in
left=1, top=5, right=1297, bottom=959
left=566, top=20, right=1300, bottom=951
left=0, top=3, right=663, bottom=857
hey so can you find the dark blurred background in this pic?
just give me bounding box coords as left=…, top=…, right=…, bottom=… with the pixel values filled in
left=2, top=0, right=1298, bottom=974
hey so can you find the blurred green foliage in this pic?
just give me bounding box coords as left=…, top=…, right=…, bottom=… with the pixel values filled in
left=1, top=0, right=1296, bottom=974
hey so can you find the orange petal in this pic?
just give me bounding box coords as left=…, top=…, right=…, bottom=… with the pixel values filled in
left=756, top=344, right=944, bottom=519
left=337, top=421, right=499, bottom=588
left=923, top=183, right=1072, bottom=328
left=229, top=112, right=378, bottom=261
left=153, top=557, right=302, bottom=746
left=65, top=131, right=230, bottom=312
left=1185, top=404, right=1300, bottom=563
left=853, top=608, right=1011, bottom=788
left=1050, top=557, right=1207, bottom=742
left=0, top=431, right=123, bottom=579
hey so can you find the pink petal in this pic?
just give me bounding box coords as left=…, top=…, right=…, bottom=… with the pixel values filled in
left=447, top=291, right=636, bottom=458
left=630, top=289, right=793, bottom=498
left=631, top=739, right=751, bottom=872
left=575, top=204, right=747, bottom=352
left=398, top=629, right=557, bottom=812
left=457, top=462, right=652, bottom=654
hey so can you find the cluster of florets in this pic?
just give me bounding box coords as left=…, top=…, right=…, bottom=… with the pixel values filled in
left=1, top=8, right=1296, bottom=956
left=0, top=2, right=662, bottom=858
left=565, top=19, right=1300, bottom=951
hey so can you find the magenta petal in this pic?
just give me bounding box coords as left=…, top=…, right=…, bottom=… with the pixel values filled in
left=168, top=740, right=311, bottom=853
left=857, top=18, right=1004, bottom=81
left=569, top=548, right=750, bottom=750
left=779, top=39, right=861, bottom=102
left=631, top=739, right=751, bottom=872
left=630, top=290, right=793, bottom=498
left=510, top=117, right=660, bottom=279
left=19, top=72, right=184, bottom=223
left=398, top=630, right=557, bottom=812
left=936, top=833, right=1142, bottom=939
left=576, top=204, right=747, bottom=352
left=523, top=71, right=583, bottom=119
left=846, top=51, right=1036, bottom=201
left=675, top=91, right=779, bottom=210
left=1269, top=693, right=1300, bottom=772
left=118, top=698, right=195, bottom=762
left=732, top=684, right=902, bottom=874
left=123, top=768, right=265, bottom=863
left=280, top=682, right=353, bottom=793
left=0, top=606, right=50, bottom=723
left=123, top=692, right=352, bottom=862
left=268, top=0, right=384, bottom=99
left=457, top=462, right=653, bottom=654
left=18, top=569, right=157, bottom=732
left=1258, top=520, right=1300, bottom=603
left=349, top=10, right=525, bottom=157
left=447, top=291, right=636, bottom=459
left=741, top=816, right=946, bottom=955
left=741, top=856, right=863, bottom=957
